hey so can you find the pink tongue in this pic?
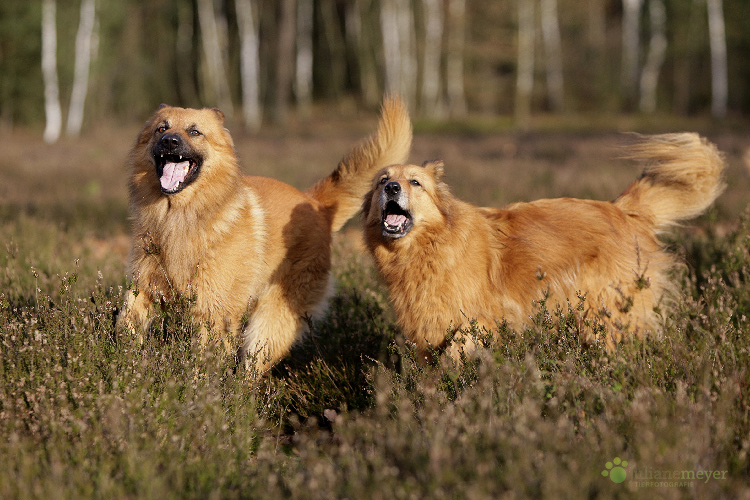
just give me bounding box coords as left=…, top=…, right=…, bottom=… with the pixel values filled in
left=385, top=214, right=407, bottom=227
left=160, top=161, right=190, bottom=191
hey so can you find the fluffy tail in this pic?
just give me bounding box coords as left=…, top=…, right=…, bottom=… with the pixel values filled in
left=307, top=96, right=412, bottom=232
left=614, top=133, right=726, bottom=232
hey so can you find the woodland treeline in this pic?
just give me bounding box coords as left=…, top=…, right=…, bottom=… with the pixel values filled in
left=1, top=0, right=749, bottom=141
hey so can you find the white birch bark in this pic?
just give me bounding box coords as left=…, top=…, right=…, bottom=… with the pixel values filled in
left=381, top=0, right=417, bottom=107
left=42, top=0, right=62, bottom=144
left=66, top=0, right=96, bottom=137
left=639, top=0, right=667, bottom=113
left=400, top=1, right=418, bottom=108
left=381, top=0, right=401, bottom=96
left=197, top=0, right=234, bottom=116
left=621, top=0, right=643, bottom=105
left=235, top=0, right=261, bottom=129
left=707, top=0, right=728, bottom=118
left=541, top=0, right=564, bottom=111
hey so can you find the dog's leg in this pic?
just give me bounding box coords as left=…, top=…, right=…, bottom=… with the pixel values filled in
left=117, top=288, right=155, bottom=342
left=238, top=284, right=307, bottom=374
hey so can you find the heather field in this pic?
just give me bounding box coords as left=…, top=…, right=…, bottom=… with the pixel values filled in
left=1, top=113, right=750, bottom=499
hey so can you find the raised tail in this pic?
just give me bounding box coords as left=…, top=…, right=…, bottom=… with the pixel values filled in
left=307, top=96, right=412, bottom=232
left=614, top=133, right=726, bottom=232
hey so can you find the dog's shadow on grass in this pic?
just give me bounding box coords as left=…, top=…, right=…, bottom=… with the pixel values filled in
left=268, top=288, right=400, bottom=422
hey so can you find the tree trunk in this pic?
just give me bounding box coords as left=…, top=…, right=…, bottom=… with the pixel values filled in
left=347, top=0, right=381, bottom=108
left=445, top=0, right=467, bottom=117
left=197, top=0, right=234, bottom=116
left=586, top=0, right=607, bottom=108
left=707, top=0, right=728, bottom=118
left=381, top=0, right=418, bottom=108
left=621, top=0, right=643, bottom=110
left=42, top=0, right=62, bottom=143
left=541, top=0, right=564, bottom=112
left=639, top=0, right=667, bottom=113
left=380, top=0, right=401, bottom=97
left=235, top=0, right=262, bottom=130
left=319, top=0, right=347, bottom=100
left=295, top=0, right=314, bottom=116
left=273, top=0, right=296, bottom=124
left=176, top=2, right=199, bottom=105
left=66, top=0, right=96, bottom=137
left=515, top=0, right=535, bottom=127
left=421, top=0, right=444, bottom=118
left=671, top=0, right=701, bottom=115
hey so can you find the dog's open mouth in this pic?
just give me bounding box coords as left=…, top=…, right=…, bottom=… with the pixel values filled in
left=155, top=154, right=200, bottom=194
left=381, top=200, right=413, bottom=238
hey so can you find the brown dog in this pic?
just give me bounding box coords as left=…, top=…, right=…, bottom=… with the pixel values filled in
left=118, top=97, right=412, bottom=371
left=363, top=133, right=725, bottom=358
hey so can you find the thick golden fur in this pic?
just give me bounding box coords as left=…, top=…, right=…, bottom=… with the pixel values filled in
left=118, top=97, right=412, bottom=371
left=363, top=133, right=726, bottom=358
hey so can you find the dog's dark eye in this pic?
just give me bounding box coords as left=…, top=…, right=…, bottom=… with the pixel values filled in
left=379, top=177, right=388, bottom=185
left=156, top=125, right=168, bottom=134
left=410, top=179, right=421, bottom=187
left=188, top=129, right=202, bottom=137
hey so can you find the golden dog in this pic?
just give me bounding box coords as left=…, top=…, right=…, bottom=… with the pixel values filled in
left=118, top=97, right=412, bottom=371
left=363, top=133, right=725, bottom=358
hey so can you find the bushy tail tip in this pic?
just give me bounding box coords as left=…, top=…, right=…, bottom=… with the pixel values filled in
left=307, top=95, right=413, bottom=232
left=614, top=132, right=726, bottom=231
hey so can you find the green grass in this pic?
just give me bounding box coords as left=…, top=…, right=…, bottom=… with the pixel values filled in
left=1, top=125, right=749, bottom=498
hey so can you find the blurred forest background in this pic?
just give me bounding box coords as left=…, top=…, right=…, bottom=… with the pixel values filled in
left=1, top=0, right=749, bottom=142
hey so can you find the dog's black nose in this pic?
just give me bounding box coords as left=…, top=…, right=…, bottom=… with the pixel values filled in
left=384, top=181, right=401, bottom=196
left=160, top=134, right=181, bottom=148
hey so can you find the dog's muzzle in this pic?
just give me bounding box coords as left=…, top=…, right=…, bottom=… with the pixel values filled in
left=380, top=181, right=413, bottom=239
left=152, top=133, right=203, bottom=195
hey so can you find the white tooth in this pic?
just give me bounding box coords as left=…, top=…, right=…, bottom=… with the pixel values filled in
left=179, top=155, right=183, bottom=161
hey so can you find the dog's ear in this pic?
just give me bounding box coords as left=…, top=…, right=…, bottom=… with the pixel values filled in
left=361, top=191, right=372, bottom=219
left=210, top=107, right=226, bottom=124
left=422, top=160, right=445, bottom=180
left=158, top=103, right=170, bottom=110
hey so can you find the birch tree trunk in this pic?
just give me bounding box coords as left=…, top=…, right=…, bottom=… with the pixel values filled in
left=621, top=0, right=643, bottom=109
left=446, top=0, right=467, bottom=117
left=381, top=0, right=418, bottom=108
left=707, top=0, right=728, bottom=118
left=541, top=0, right=564, bottom=111
left=295, top=0, right=314, bottom=116
left=515, top=0, right=535, bottom=127
left=380, top=0, right=401, bottom=97
left=197, top=0, right=234, bottom=116
left=235, top=0, right=261, bottom=130
left=421, top=0, right=444, bottom=118
left=66, top=0, right=96, bottom=137
left=639, top=0, right=667, bottom=113
left=42, top=0, right=62, bottom=143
